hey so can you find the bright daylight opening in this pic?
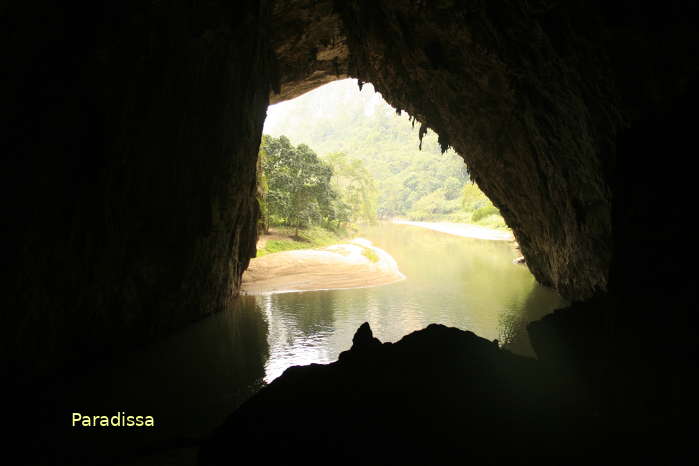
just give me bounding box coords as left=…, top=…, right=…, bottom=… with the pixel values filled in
left=244, top=79, right=567, bottom=383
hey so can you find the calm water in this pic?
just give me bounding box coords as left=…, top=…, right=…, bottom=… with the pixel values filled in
left=259, top=222, right=567, bottom=382
left=42, top=222, right=565, bottom=463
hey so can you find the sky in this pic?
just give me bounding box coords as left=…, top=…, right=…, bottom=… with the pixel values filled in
left=263, top=79, right=391, bottom=134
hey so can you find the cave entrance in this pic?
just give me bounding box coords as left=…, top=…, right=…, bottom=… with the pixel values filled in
left=261, top=79, right=498, bottom=228
left=243, top=79, right=567, bottom=383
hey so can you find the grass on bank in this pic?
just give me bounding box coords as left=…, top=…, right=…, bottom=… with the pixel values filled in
left=361, top=247, right=380, bottom=263
left=256, top=226, right=353, bottom=257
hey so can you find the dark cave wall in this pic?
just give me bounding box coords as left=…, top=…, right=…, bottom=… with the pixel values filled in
left=331, top=0, right=623, bottom=299
left=4, top=0, right=697, bottom=384
left=266, top=0, right=625, bottom=299
left=268, top=0, right=349, bottom=103
left=4, top=1, right=274, bottom=380
left=327, top=0, right=695, bottom=300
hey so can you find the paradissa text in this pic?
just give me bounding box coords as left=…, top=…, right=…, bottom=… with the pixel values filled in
left=72, top=412, right=155, bottom=427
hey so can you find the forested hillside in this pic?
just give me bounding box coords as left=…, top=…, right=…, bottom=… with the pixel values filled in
left=263, top=79, right=505, bottom=227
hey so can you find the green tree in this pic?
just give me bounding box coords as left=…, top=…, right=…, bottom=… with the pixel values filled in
left=263, top=79, right=471, bottom=219
left=262, top=135, right=337, bottom=236
left=462, top=183, right=489, bottom=211
left=325, top=152, right=378, bottom=224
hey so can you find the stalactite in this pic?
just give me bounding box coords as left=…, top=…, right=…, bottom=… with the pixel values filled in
left=418, top=122, right=428, bottom=150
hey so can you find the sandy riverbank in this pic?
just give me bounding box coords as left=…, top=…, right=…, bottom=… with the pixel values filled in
left=392, top=220, right=514, bottom=241
left=241, top=238, right=405, bottom=295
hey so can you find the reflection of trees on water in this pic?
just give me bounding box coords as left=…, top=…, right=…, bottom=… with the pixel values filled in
left=262, top=289, right=374, bottom=381
left=229, top=296, right=270, bottom=395
left=268, top=290, right=366, bottom=337
left=260, top=223, right=568, bottom=380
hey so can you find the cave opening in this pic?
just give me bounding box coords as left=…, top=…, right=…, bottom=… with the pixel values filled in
left=246, top=78, right=568, bottom=381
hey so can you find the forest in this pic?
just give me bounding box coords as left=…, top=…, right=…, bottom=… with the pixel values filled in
left=259, top=79, right=508, bottom=232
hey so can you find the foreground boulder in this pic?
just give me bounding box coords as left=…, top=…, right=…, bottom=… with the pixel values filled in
left=199, top=323, right=597, bottom=465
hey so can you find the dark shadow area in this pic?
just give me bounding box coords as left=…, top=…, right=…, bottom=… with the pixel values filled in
left=11, top=298, right=268, bottom=466
left=200, top=323, right=598, bottom=465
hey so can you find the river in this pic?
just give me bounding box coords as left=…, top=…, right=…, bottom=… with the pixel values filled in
left=259, top=222, right=566, bottom=382
left=39, top=222, right=566, bottom=465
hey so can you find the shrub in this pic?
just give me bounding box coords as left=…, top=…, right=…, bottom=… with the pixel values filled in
left=471, top=204, right=500, bottom=222
left=362, top=248, right=380, bottom=263
left=475, top=214, right=507, bottom=229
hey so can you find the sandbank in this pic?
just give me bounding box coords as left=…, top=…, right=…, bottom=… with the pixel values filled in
left=241, top=238, right=405, bottom=295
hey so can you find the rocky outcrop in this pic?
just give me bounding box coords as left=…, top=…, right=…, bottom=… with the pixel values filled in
left=199, top=323, right=597, bottom=465
left=268, top=0, right=349, bottom=103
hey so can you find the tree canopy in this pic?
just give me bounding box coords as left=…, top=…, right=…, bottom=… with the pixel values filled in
left=263, top=79, right=470, bottom=219
left=325, top=152, right=377, bottom=225
left=260, top=135, right=339, bottom=235
left=261, top=79, right=508, bottom=229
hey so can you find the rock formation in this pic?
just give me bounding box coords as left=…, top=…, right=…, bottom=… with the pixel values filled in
left=200, top=323, right=599, bottom=465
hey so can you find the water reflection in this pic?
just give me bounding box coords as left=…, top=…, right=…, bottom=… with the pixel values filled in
left=39, top=223, right=566, bottom=463
left=260, top=223, right=567, bottom=382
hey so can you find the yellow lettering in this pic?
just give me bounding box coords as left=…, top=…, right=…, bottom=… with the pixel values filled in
left=71, top=412, right=154, bottom=427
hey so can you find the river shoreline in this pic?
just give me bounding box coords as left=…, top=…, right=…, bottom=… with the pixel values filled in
left=243, top=221, right=513, bottom=295
left=392, top=220, right=514, bottom=241
left=241, top=238, right=405, bottom=295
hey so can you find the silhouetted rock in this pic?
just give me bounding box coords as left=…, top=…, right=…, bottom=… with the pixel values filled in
left=200, top=323, right=597, bottom=465
left=339, top=322, right=382, bottom=363
left=351, top=322, right=381, bottom=349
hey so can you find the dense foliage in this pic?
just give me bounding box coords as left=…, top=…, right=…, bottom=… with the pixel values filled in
left=325, top=152, right=378, bottom=225
left=262, top=79, right=507, bottom=228
left=259, top=135, right=340, bottom=235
